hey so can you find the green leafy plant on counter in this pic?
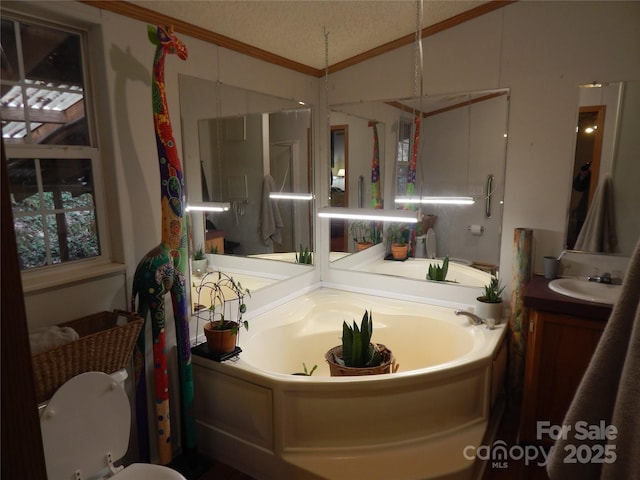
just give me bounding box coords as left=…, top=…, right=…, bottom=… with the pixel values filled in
left=480, top=275, right=505, bottom=303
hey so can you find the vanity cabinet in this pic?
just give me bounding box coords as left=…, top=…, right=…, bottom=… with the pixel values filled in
left=520, top=275, right=610, bottom=445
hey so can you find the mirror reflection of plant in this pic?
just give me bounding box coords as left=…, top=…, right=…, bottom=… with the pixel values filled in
left=206, top=244, right=218, bottom=254
left=295, top=244, right=313, bottom=264
left=350, top=220, right=372, bottom=244
left=192, top=244, right=206, bottom=260
left=427, top=256, right=449, bottom=281
left=386, top=223, right=411, bottom=246
left=195, top=271, right=251, bottom=334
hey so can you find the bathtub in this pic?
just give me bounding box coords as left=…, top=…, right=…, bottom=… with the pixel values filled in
left=356, top=257, right=492, bottom=288
left=191, top=288, right=507, bottom=480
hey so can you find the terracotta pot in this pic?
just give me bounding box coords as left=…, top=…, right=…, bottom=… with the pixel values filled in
left=203, top=321, right=238, bottom=355
left=356, top=241, right=373, bottom=251
left=391, top=243, right=408, bottom=260
left=325, top=344, right=396, bottom=376
left=476, top=297, right=503, bottom=324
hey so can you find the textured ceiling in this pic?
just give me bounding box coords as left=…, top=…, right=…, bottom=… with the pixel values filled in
left=131, top=1, right=488, bottom=70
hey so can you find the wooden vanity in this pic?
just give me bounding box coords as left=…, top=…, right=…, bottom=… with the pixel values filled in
left=519, top=275, right=612, bottom=444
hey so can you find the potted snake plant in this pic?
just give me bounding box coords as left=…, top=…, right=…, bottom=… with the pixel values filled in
left=476, top=274, right=505, bottom=323
left=325, top=310, right=396, bottom=376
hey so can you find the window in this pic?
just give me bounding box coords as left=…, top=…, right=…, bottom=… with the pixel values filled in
left=395, top=116, right=413, bottom=197
left=2, top=15, right=105, bottom=271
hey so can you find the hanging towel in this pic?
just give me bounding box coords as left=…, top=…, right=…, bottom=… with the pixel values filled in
left=260, top=175, right=283, bottom=245
left=547, top=238, right=640, bottom=479
left=574, top=174, right=618, bottom=253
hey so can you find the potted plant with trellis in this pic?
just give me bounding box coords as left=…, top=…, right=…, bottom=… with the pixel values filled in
left=195, top=271, right=251, bottom=358
left=349, top=220, right=374, bottom=251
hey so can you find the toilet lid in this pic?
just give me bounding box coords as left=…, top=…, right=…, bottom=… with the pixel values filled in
left=40, top=371, right=130, bottom=480
left=425, top=228, right=437, bottom=258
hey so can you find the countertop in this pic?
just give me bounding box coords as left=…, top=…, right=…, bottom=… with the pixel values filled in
left=523, top=274, right=612, bottom=321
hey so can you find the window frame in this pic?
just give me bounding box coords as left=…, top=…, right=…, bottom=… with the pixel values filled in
left=2, top=10, right=118, bottom=289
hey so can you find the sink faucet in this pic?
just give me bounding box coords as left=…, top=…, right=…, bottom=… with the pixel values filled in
left=455, top=310, right=485, bottom=326
left=588, top=272, right=612, bottom=284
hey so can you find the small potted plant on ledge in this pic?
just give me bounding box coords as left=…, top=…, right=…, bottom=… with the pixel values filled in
left=195, top=271, right=251, bottom=358
left=191, top=245, right=208, bottom=277
left=476, top=274, right=506, bottom=323
left=349, top=220, right=374, bottom=251
left=325, top=310, right=396, bottom=376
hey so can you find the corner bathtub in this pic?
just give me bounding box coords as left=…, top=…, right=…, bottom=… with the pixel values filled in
left=192, top=288, right=507, bottom=480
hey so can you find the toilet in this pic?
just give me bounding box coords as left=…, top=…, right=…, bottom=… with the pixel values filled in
left=39, top=370, right=186, bottom=480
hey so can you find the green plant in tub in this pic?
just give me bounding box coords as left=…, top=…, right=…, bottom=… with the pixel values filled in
left=334, top=310, right=383, bottom=368
left=292, top=362, right=318, bottom=376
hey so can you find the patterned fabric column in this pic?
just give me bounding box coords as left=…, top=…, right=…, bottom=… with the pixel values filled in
left=509, top=227, right=533, bottom=406
left=369, top=121, right=382, bottom=209
left=369, top=121, right=382, bottom=243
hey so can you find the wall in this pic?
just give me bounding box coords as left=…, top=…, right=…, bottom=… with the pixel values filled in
left=10, top=0, right=640, bottom=463
left=10, top=0, right=321, bottom=462
left=329, top=1, right=640, bottom=285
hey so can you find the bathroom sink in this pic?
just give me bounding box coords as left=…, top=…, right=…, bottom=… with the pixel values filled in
left=548, top=278, right=621, bottom=305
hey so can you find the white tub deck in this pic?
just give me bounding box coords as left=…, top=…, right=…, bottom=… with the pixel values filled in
left=192, top=288, right=507, bottom=480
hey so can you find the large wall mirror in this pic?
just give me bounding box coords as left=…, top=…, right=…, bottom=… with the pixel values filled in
left=329, top=88, right=510, bottom=288
left=179, top=75, right=314, bottom=291
left=566, top=80, right=639, bottom=257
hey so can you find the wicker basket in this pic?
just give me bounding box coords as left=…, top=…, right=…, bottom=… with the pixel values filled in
left=31, top=310, right=144, bottom=404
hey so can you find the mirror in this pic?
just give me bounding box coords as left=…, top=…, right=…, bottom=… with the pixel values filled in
left=179, top=75, right=314, bottom=269
left=329, top=88, right=510, bottom=288
left=566, top=80, right=640, bottom=256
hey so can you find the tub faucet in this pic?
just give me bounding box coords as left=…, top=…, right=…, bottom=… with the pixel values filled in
left=454, top=310, right=484, bottom=326
left=588, top=272, right=612, bottom=284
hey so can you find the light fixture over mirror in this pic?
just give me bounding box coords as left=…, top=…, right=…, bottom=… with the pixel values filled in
left=566, top=80, right=640, bottom=257
left=179, top=75, right=314, bottom=276
left=328, top=88, right=510, bottom=289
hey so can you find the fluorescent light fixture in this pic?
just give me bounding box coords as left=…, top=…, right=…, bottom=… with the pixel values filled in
left=186, top=202, right=230, bottom=212
left=318, top=207, right=419, bottom=223
left=395, top=196, right=475, bottom=205
left=269, top=192, right=314, bottom=200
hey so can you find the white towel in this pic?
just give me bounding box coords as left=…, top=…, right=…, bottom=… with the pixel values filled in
left=547, top=238, right=640, bottom=479
left=29, top=326, right=79, bottom=355
left=574, top=174, right=618, bottom=253
left=260, top=175, right=283, bottom=245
